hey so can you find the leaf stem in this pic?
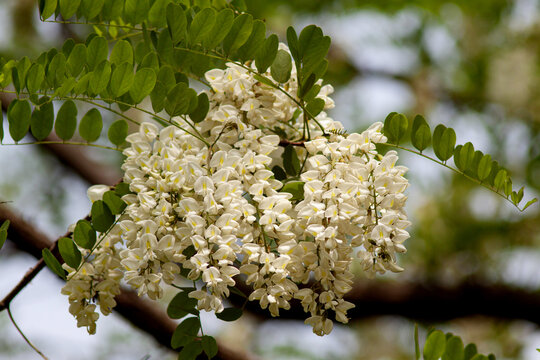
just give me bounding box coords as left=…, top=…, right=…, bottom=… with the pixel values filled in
left=386, top=143, right=527, bottom=211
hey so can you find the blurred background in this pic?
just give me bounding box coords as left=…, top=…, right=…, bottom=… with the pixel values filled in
left=0, top=0, right=539, bottom=359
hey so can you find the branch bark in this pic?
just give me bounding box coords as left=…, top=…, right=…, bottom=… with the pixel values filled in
left=230, top=278, right=540, bottom=326
left=0, top=206, right=258, bottom=360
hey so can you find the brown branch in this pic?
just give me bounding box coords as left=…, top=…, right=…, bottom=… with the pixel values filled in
left=231, top=278, right=540, bottom=326
left=0, top=206, right=258, bottom=360
left=279, top=139, right=306, bottom=147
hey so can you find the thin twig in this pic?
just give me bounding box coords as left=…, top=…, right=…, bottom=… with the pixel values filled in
left=7, top=306, right=49, bottom=359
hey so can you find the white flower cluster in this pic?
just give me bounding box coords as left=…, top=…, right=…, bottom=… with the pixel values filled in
left=61, top=48, right=410, bottom=336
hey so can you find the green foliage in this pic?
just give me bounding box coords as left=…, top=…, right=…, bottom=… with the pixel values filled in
left=201, top=335, right=218, bottom=358
left=58, top=237, right=82, bottom=269
left=90, top=200, right=114, bottom=232
left=382, top=112, right=537, bottom=211
left=130, top=68, right=157, bottom=104
left=177, top=341, right=203, bottom=360
left=73, top=219, right=96, bottom=249
left=189, top=93, right=210, bottom=123
left=107, top=120, right=128, bottom=147
left=55, top=100, right=78, bottom=140
left=282, top=145, right=301, bottom=176
left=411, top=115, right=431, bottom=152
left=42, top=248, right=66, bottom=280
left=384, top=112, right=408, bottom=145
left=171, top=317, right=201, bottom=349
left=417, top=328, right=495, bottom=360
left=167, top=290, right=198, bottom=319
left=78, top=108, right=102, bottom=142
left=216, top=307, right=243, bottom=322
left=7, top=99, right=32, bottom=142
left=223, top=13, right=253, bottom=55
left=102, top=191, right=126, bottom=215
left=423, top=330, right=446, bottom=360
left=255, top=34, right=279, bottom=73
left=0, top=220, right=9, bottom=251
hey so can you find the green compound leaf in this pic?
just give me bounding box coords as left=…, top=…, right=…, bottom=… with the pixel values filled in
left=522, top=198, right=538, bottom=211
left=124, top=0, right=149, bottom=25
left=90, top=60, right=112, bottom=94
left=53, top=76, right=76, bottom=98
left=110, top=40, right=133, bottom=66
left=283, top=145, right=301, bottom=176
left=55, top=100, right=78, bottom=141
left=156, top=65, right=176, bottom=93
left=464, top=343, right=478, bottom=360
left=80, top=0, right=104, bottom=20
left=87, top=36, right=108, bottom=70
left=178, top=340, right=203, bottom=360
left=411, top=115, right=431, bottom=152
left=166, top=3, right=187, bottom=45
left=66, top=43, right=87, bottom=77
left=79, top=108, right=103, bottom=143
left=298, top=25, right=331, bottom=80
left=216, top=307, right=243, bottom=322
left=165, top=82, right=197, bottom=117
left=470, top=355, right=488, bottom=360
left=59, top=0, right=81, bottom=20
left=222, top=13, right=253, bottom=55
left=73, top=219, right=96, bottom=249
left=0, top=220, right=10, bottom=251
left=103, top=191, right=126, bottom=215
left=433, top=125, right=456, bottom=162
left=42, top=248, right=66, bottom=280
left=237, top=20, right=266, bottom=63
left=454, top=142, right=475, bottom=171
left=305, top=97, right=325, bottom=118
left=167, top=290, right=198, bottom=319
left=423, top=330, right=446, bottom=360
left=203, top=8, right=234, bottom=49
left=171, top=317, right=201, bottom=349
left=280, top=181, right=304, bottom=201
left=189, top=8, right=216, bottom=46
left=7, top=99, right=32, bottom=142
left=201, top=335, right=218, bottom=359
left=58, top=237, right=81, bottom=269
left=108, top=119, right=128, bottom=147
left=189, top=92, right=209, bottom=124
left=270, top=49, right=292, bottom=84
left=442, top=336, right=464, bottom=360
left=383, top=112, right=408, bottom=145
left=477, top=154, right=492, bottom=181
left=39, top=0, right=57, bottom=20
left=73, top=72, right=91, bottom=95
left=148, top=0, right=168, bottom=28
left=130, top=68, right=156, bottom=104
left=140, top=51, right=159, bottom=72
left=30, top=99, right=54, bottom=141
left=286, top=26, right=300, bottom=65
left=26, top=63, right=45, bottom=94
left=255, top=34, right=279, bottom=74
left=115, top=182, right=132, bottom=197
left=110, top=62, right=135, bottom=97
left=272, top=165, right=287, bottom=181
left=91, top=200, right=115, bottom=233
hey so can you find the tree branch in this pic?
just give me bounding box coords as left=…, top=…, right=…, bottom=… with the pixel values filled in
left=0, top=206, right=258, bottom=360
left=230, top=278, right=540, bottom=326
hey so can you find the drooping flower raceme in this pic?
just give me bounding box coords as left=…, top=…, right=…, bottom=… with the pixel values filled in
left=61, top=47, right=410, bottom=336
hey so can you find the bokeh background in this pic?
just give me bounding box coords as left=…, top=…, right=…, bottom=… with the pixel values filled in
left=1, top=0, right=540, bottom=359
